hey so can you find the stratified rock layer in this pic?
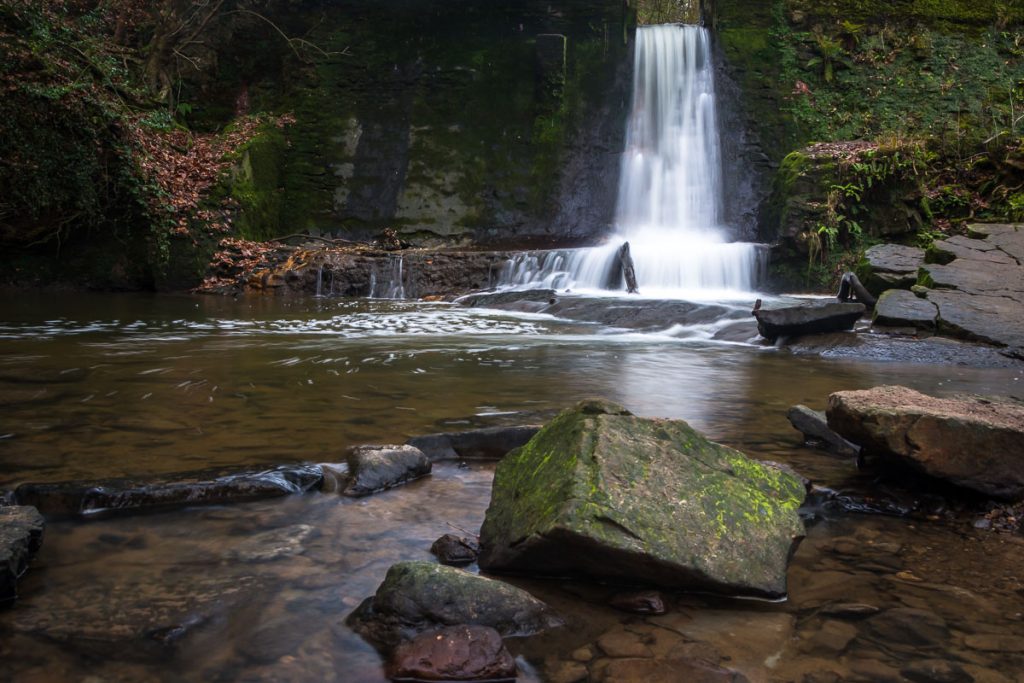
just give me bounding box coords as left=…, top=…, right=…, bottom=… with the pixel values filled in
left=827, top=385, right=1024, bottom=499
left=478, top=399, right=807, bottom=598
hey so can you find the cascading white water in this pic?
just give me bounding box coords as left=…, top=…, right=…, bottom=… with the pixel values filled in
left=499, top=24, right=765, bottom=298
left=368, top=256, right=406, bottom=299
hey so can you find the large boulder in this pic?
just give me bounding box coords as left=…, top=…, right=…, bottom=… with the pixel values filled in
left=872, top=289, right=937, bottom=331
left=478, top=399, right=807, bottom=598
left=753, top=301, right=865, bottom=342
left=1, top=506, right=44, bottom=605
left=827, top=386, right=1024, bottom=499
left=347, top=561, right=562, bottom=649
left=861, top=244, right=925, bottom=295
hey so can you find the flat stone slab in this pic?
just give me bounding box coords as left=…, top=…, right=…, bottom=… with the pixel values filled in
left=15, top=464, right=323, bottom=516
left=863, top=244, right=924, bottom=293
left=872, top=289, right=937, bottom=330
left=928, top=289, right=1024, bottom=354
left=920, top=260, right=1024, bottom=297
left=1, top=506, right=44, bottom=604
left=753, top=301, right=865, bottom=342
left=827, top=385, right=1024, bottom=499
left=929, top=237, right=1017, bottom=265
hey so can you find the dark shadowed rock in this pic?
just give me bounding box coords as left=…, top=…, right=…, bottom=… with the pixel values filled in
left=753, top=301, right=865, bottom=342
left=786, top=405, right=860, bottom=457
left=608, top=590, right=666, bottom=615
left=872, top=289, right=938, bottom=330
left=387, top=625, right=517, bottom=682
left=901, top=660, right=974, bottom=683
left=479, top=399, right=807, bottom=598
left=827, top=386, right=1024, bottom=499
left=0, top=490, right=13, bottom=506
left=863, top=244, right=925, bottom=294
left=430, top=534, right=479, bottom=566
left=456, top=289, right=557, bottom=313
left=347, top=561, right=562, bottom=650
left=1, top=506, right=44, bottom=605
left=928, top=289, right=1024, bottom=354
left=15, top=464, right=323, bottom=516
left=343, top=445, right=431, bottom=497
left=407, top=426, right=541, bottom=462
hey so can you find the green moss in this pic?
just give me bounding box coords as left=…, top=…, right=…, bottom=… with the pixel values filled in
left=224, top=126, right=287, bottom=241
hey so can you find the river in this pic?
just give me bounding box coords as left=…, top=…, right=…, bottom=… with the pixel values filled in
left=1, top=292, right=1022, bottom=681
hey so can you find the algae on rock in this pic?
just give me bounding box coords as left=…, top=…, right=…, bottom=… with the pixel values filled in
left=479, top=399, right=807, bottom=598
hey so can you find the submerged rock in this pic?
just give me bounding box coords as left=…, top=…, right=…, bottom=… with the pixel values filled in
left=787, top=405, right=860, bottom=457
left=343, top=445, right=431, bottom=497
left=407, top=425, right=540, bottom=462
left=753, top=301, right=865, bottom=342
left=430, top=534, right=480, bottom=566
left=827, top=386, right=1024, bottom=499
left=387, top=625, right=517, bottom=682
left=478, top=399, right=807, bottom=598
left=347, top=560, right=561, bottom=649
left=1, top=506, right=44, bottom=605
left=15, top=464, right=323, bottom=516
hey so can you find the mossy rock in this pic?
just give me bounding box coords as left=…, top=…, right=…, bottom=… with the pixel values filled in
left=347, top=561, right=562, bottom=650
left=478, top=399, right=807, bottom=598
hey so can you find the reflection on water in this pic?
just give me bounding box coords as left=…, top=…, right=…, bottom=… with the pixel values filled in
left=1, top=293, right=1022, bottom=682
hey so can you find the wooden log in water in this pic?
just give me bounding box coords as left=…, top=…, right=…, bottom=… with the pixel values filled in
left=618, top=242, right=639, bottom=294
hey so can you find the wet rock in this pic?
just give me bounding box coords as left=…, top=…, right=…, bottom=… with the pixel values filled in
left=863, top=244, right=925, bottom=294
left=799, top=619, right=857, bottom=654
left=848, top=658, right=904, bottom=683
left=9, top=574, right=264, bottom=656
left=430, top=534, right=479, bottom=566
left=608, top=590, right=666, bottom=615
left=753, top=301, right=865, bottom=342
left=387, top=625, right=516, bottom=682
left=317, top=462, right=349, bottom=493
left=545, top=659, right=588, bottom=683
left=347, top=561, right=562, bottom=650
left=15, top=464, right=323, bottom=516
left=865, top=607, right=949, bottom=649
left=236, top=616, right=312, bottom=664
left=819, top=602, right=880, bottom=618
left=1, top=506, right=44, bottom=605
left=225, top=524, right=314, bottom=563
left=456, top=289, right=558, bottom=313
left=872, top=289, right=938, bottom=330
left=787, top=405, right=860, bottom=457
left=591, top=657, right=749, bottom=683
left=407, top=425, right=541, bottom=462
left=827, top=386, right=1024, bottom=499
left=596, top=627, right=653, bottom=657
left=343, top=445, right=430, bottom=497
left=780, top=331, right=1021, bottom=367
left=479, top=399, right=807, bottom=598
left=0, top=490, right=14, bottom=506
left=963, top=633, right=1024, bottom=652
left=901, top=659, right=974, bottom=683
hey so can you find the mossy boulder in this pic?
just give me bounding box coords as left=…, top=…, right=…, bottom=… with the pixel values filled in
left=478, top=399, right=807, bottom=598
left=347, top=561, right=562, bottom=650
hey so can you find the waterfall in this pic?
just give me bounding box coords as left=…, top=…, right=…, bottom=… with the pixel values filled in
left=368, top=256, right=407, bottom=299
left=499, top=24, right=764, bottom=298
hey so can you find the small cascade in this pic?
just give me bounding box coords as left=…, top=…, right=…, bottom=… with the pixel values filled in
left=497, top=24, right=765, bottom=298
left=315, top=265, right=324, bottom=297
left=369, top=255, right=407, bottom=299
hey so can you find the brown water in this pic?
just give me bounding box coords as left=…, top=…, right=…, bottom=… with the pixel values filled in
left=1, top=292, right=1023, bottom=682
